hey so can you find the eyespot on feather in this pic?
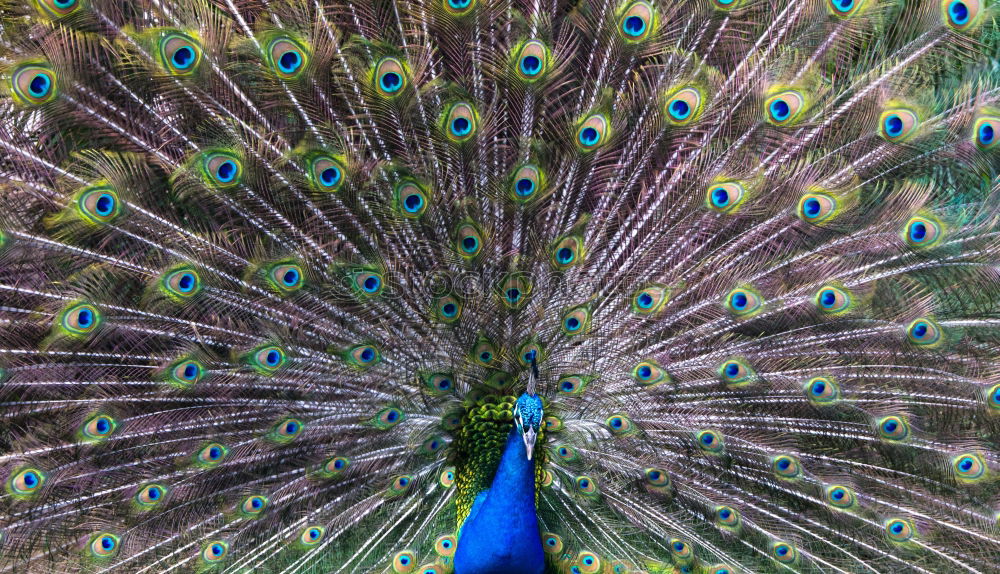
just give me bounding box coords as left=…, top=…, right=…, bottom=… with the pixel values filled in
left=877, top=415, right=910, bottom=441
left=884, top=518, right=916, bottom=543
left=827, top=0, right=867, bottom=17
left=632, top=360, right=668, bottom=386
left=632, top=284, right=669, bottom=314
left=136, top=483, right=167, bottom=508
left=696, top=429, right=724, bottom=453
left=11, top=64, right=57, bottom=105
left=804, top=376, right=840, bottom=404
left=434, top=534, right=457, bottom=556
left=903, top=215, right=943, bottom=248
left=879, top=108, right=920, bottom=142
left=951, top=453, right=987, bottom=481
left=201, top=540, right=229, bottom=562
left=395, top=179, right=430, bottom=217
left=560, top=305, right=591, bottom=336
left=443, top=0, right=475, bottom=16
left=575, top=114, right=610, bottom=151
left=471, top=339, right=499, bottom=367
left=442, top=102, right=478, bottom=142
left=772, top=454, right=802, bottom=479
left=35, top=0, right=83, bottom=18
left=618, top=2, right=655, bottom=42
left=374, top=57, right=407, bottom=97
left=515, top=40, right=549, bottom=82
left=167, top=358, right=204, bottom=387
left=765, top=90, right=806, bottom=126
left=58, top=302, right=101, bottom=337
left=267, top=37, right=309, bottom=79
left=81, top=414, right=116, bottom=441
left=825, top=484, right=859, bottom=510
left=392, top=550, right=418, bottom=572
left=814, top=285, right=851, bottom=313
left=196, top=443, right=227, bottom=466
left=499, top=274, right=531, bottom=309
left=663, top=87, right=704, bottom=126
left=161, top=266, right=202, bottom=300
left=159, top=32, right=202, bottom=75
left=201, top=151, right=242, bottom=187
left=455, top=222, right=484, bottom=257
left=8, top=467, right=46, bottom=496
left=309, top=155, right=346, bottom=192
left=299, top=525, right=325, bottom=546
left=346, top=344, right=381, bottom=368
left=942, top=0, right=982, bottom=31
left=718, top=358, right=754, bottom=386
left=797, top=193, right=838, bottom=224
left=706, top=181, right=746, bottom=214
left=248, top=345, right=286, bottom=374
left=770, top=541, right=798, bottom=564
left=89, top=533, right=120, bottom=558
left=551, top=235, right=585, bottom=269
left=76, top=186, right=122, bottom=224
left=723, top=287, right=762, bottom=316
left=542, top=533, right=563, bottom=554
left=240, top=494, right=268, bottom=516
left=973, top=115, right=998, bottom=150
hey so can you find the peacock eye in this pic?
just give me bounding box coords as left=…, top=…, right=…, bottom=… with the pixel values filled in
left=202, top=540, right=229, bottom=562
left=515, top=40, right=549, bottom=82
left=706, top=181, right=746, bottom=213
left=444, top=0, right=475, bottom=16
left=942, top=0, right=982, bottom=31
left=827, top=0, right=865, bottom=17
left=202, top=152, right=242, bottom=187
left=797, top=193, right=838, bottom=224
left=12, top=65, right=58, bottom=105
left=443, top=102, right=478, bottom=142
left=879, top=108, right=920, bottom=142
left=59, top=302, right=101, bottom=336
left=904, top=215, right=942, bottom=248
left=77, top=186, right=122, bottom=224
left=268, top=38, right=309, bottom=79
left=37, top=0, right=82, bottom=18
left=576, top=113, right=610, bottom=151
left=619, top=2, right=655, bottom=42
left=90, top=533, right=120, bottom=557
left=374, top=57, right=407, bottom=97
left=973, top=115, right=998, bottom=150
left=160, top=33, right=203, bottom=75
left=664, top=87, right=704, bottom=125
left=765, top=90, right=806, bottom=126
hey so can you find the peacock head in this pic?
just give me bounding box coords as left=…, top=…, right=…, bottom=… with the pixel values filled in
left=513, top=393, right=543, bottom=460
left=513, top=357, right=544, bottom=460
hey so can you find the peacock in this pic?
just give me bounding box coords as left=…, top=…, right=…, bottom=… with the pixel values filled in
left=1, top=0, right=999, bottom=572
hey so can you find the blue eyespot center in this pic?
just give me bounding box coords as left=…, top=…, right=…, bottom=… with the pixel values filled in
left=183, top=364, right=198, bottom=378
left=285, top=421, right=298, bottom=434
left=711, top=187, right=730, bottom=207
left=565, top=317, right=580, bottom=330
left=770, top=99, right=791, bottom=121
left=380, top=72, right=402, bottom=92
left=670, top=100, right=690, bottom=119
left=211, top=543, right=224, bottom=556
left=834, top=0, right=854, bottom=11
left=803, top=198, right=821, bottom=217
left=54, top=0, right=75, bottom=7
left=334, top=459, right=345, bottom=469
left=732, top=292, right=748, bottom=309
left=24, top=472, right=38, bottom=487
left=949, top=1, right=969, bottom=24
left=909, top=221, right=927, bottom=241
left=959, top=457, right=973, bottom=471
left=462, top=236, right=478, bottom=252
left=320, top=167, right=341, bottom=187
left=282, top=269, right=299, bottom=286
left=266, top=350, right=281, bottom=366
left=360, top=348, right=375, bottom=362
left=279, top=50, right=302, bottom=73
left=623, top=15, right=646, bottom=36
left=638, top=292, right=654, bottom=308
left=177, top=273, right=195, bottom=292
left=148, top=487, right=161, bottom=499
left=557, top=247, right=574, bottom=263
left=832, top=488, right=845, bottom=500
left=78, top=309, right=93, bottom=328
left=251, top=497, right=262, bottom=508
left=516, top=178, right=535, bottom=196
left=451, top=117, right=471, bottom=136
left=720, top=509, right=732, bottom=519
left=885, top=115, right=904, bottom=137
left=479, top=351, right=492, bottom=362
left=637, top=365, right=652, bottom=379
left=96, top=418, right=109, bottom=433
left=216, top=160, right=237, bottom=182
left=812, top=381, right=826, bottom=394
left=561, top=381, right=575, bottom=391
left=506, top=288, right=521, bottom=302
left=449, top=0, right=471, bottom=7
left=29, top=73, right=50, bottom=97
left=724, top=363, right=739, bottom=377
left=890, top=522, right=904, bottom=534
left=172, top=46, right=195, bottom=69
left=610, top=417, right=622, bottom=428
left=776, top=545, right=788, bottom=556
left=579, top=127, right=600, bottom=146
left=438, top=378, right=451, bottom=389
left=363, top=276, right=380, bottom=292
left=442, top=302, right=457, bottom=317
left=883, top=420, right=898, bottom=433
left=520, top=55, right=541, bottom=75
left=386, top=410, right=399, bottom=422
left=95, top=193, right=115, bottom=216
left=820, top=289, right=836, bottom=307
left=404, top=193, right=424, bottom=211
left=701, top=433, right=715, bottom=444
left=980, top=124, right=995, bottom=145
left=101, top=536, right=114, bottom=550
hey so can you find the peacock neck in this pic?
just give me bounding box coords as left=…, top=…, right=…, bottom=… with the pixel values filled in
left=454, top=428, right=545, bottom=574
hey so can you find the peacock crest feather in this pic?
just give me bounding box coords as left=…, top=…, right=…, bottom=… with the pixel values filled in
left=1, top=0, right=999, bottom=573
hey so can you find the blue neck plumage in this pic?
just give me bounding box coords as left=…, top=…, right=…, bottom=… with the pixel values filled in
left=453, top=428, right=545, bottom=574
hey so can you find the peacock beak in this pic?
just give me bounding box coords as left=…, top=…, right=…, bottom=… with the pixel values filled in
left=522, top=427, right=537, bottom=460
